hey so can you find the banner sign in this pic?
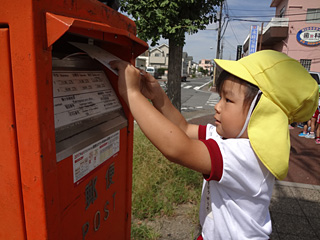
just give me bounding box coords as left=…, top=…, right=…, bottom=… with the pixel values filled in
left=296, top=27, right=320, bottom=46
left=249, top=25, right=259, bottom=55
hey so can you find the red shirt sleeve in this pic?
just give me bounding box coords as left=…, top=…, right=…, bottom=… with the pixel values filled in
left=198, top=125, right=223, bottom=181
left=198, top=125, right=207, bottom=140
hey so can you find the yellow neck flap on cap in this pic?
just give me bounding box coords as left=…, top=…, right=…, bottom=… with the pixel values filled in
left=215, top=50, right=318, bottom=180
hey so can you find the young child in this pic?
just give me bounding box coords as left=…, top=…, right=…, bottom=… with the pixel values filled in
left=302, top=88, right=320, bottom=140
left=298, top=120, right=311, bottom=137
left=110, top=50, right=318, bottom=239
left=314, top=87, right=320, bottom=144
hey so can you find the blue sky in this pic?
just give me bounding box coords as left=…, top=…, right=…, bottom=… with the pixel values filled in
left=151, top=0, right=276, bottom=62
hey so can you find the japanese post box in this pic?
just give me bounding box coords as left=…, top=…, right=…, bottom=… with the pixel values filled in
left=0, top=0, right=148, bottom=239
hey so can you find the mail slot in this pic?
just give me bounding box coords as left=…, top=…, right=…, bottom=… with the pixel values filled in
left=0, top=1, right=148, bottom=239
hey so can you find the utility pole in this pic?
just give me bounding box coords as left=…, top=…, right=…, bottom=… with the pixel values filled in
left=258, top=22, right=264, bottom=51
left=220, top=40, right=224, bottom=59
left=216, top=0, right=223, bottom=59
left=213, top=0, right=223, bottom=85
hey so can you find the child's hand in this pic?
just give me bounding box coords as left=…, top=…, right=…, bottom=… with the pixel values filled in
left=109, top=60, right=141, bottom=102
left=110, top=60, right=163, bottom=103
left=139, top=71, right=162, bottom=101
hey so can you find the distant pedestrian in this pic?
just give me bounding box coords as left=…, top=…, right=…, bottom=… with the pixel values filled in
left=109, top=50, right=318, bottom=239
left=314, top=87, right=320, bottom=144
left=298, top=120, right=311, bottom=137
left=305, top=112, right=317, bottom=139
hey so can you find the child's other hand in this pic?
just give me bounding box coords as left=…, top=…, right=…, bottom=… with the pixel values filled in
left=139, top=71, right=162, bottom=101
left=110, top=60, right=163, bottom=103
left=109, top=60, right=141, bottom=101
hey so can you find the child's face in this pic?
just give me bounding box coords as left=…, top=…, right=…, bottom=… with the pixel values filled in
left=214, top=78, right=249, bottom=139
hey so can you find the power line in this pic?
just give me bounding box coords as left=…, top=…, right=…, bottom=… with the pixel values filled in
left=227, top=8, right=275, bottom=12
left=229, top=21, right=241, bottom=45
left=228, top=13, right=251, bottom=32
left=223, top=0, right=240, bottom=48
left=223, top=38, right=237, bottom=50
left=229, top=12, right=315, bottom=19
left=221, top=19, right=229, bottom=39
left=228, top=8, right=309, bottom=14
left=231, top=18, right=320, bottom=23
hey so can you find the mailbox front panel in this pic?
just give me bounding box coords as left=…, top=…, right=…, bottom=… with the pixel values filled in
left=57, top=128, right=130, bottom=239
left=52, top=52, right=133, bottom=239
left=0, top=1, right=147, bottom=239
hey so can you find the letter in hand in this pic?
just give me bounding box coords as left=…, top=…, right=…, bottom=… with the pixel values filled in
left=109, top=60, right=142, bottom=103
left=109, top=60, right=162, bottom=102
left=139, top=70, right=163, bottom=101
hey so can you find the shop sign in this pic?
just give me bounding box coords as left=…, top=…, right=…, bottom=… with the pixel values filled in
left=296, top=27, right=320, bottom=46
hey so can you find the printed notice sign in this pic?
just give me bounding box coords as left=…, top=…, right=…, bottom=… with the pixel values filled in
left=73, top=131, right=120, bottom=184
left=53, top=71, right=121, bottom=129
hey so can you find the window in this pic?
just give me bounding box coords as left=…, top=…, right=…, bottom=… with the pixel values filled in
left=155, top=53, right=160, bottom=57
left=306, top=9, right=320, bottom=23
left=300, top=59, right=312, bottom=71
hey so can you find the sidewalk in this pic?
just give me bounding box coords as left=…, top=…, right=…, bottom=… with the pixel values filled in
left=187, top=114, right=320, bottom=240
left=270, top=181, right=320, bottom=239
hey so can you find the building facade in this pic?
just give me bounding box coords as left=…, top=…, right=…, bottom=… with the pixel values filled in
left=137, top=44, right=195, bottom=77
left=148, top=44, right=169, bottom=69
left=244, top=0, right=320, bottom=72
left=198, top=59, right=213, bottom=73
left=135, top=50, right=149, bottom=71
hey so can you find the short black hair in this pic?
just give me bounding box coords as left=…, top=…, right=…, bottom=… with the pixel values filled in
left=215, top=70, right=259, bottom=110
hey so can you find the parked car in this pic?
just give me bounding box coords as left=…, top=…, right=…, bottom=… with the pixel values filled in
left=181, top=75, right=187, bottom=82
left=146, top=66, right=160, bottom=79
left=309, top=71, right=320, bottom=87
left=146, top=66, right=155, bottom=76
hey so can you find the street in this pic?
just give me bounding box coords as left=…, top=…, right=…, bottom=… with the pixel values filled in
left=159, top=76, right=220, bottom=114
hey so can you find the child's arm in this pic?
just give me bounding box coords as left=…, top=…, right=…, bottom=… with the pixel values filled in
left=139, top=68, right=199, bottom=139
left=110, top=60, right=212, bottom=175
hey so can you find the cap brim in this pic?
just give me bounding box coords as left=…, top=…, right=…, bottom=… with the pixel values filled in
left=216, top=51, right=318, bottom=180
left=248, top=94, right=290, bottom=180
left=214, top=58, right=258, bottom=87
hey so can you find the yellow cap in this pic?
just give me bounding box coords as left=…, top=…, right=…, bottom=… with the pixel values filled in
left=215, top=50, right=318, bottom=180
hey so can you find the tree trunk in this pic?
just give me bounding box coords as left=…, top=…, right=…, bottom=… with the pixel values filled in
left=167, top=38, right=183, bottom=111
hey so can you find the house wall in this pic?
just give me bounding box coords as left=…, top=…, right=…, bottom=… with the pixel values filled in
left=147, top=44, right=194, bottom=77
left=198, top=59, right=212, bottom=72
left=149, top=45, right=169, bottom=68
left=274, top=0, right=320, bottom=72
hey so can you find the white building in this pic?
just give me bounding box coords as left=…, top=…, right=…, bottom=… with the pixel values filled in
left=136, top=44, right=194, bottom=78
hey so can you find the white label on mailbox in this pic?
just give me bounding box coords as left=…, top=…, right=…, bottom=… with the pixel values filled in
left=70, top=42, right=121, bottom=76
left=73, top=131, right=120, bottom=183
left=53, top=71, right=121, bottom=129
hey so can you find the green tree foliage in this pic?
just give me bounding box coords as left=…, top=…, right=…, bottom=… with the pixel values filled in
left=120, top=0, right=222, bottom=110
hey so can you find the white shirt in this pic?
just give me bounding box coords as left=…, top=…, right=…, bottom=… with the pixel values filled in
left=199, top=124, right=275, bottom=240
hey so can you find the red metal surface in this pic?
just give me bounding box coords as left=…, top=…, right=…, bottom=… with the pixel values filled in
left=0, top=0, right=147, bottom=239
left=0, top=28, right=27, bottom=240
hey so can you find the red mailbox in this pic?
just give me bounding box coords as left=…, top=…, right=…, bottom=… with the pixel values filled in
left=0, top=1, right=147, bottom=239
